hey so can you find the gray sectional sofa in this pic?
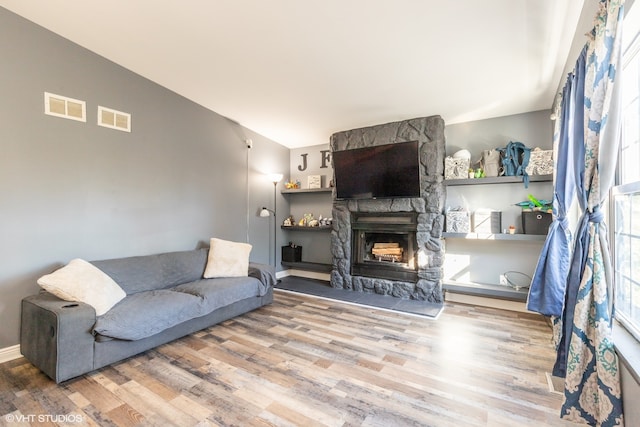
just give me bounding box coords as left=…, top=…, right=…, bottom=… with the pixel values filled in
left=20, top=248, right=275, bottom=383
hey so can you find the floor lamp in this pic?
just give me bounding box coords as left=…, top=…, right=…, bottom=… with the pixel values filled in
left=260, top=173, right=283, bottom=270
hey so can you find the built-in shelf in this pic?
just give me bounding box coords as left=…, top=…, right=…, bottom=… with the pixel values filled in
left=443, top=279, right=528, bottom=302
left=281, top=225, right=332, bottom=231
left=281, top=261, right=332, bottom=273
left=444, top=174, right=553, bottom=186
left=442, top=232, right=547, bottom=241
left=281, top=188, right=333, bottom=194
left=281, top=186, right=333, bottom=272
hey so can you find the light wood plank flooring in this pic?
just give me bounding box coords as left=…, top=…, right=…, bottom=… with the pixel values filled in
left=0, top=291, right=575, bottom=426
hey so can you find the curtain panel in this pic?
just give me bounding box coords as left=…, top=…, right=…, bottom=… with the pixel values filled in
left=526, top=52, right=582, bottom=317
left=550, top=1, right=625, bottom=425
left=529, top=0, right=625, bottom=425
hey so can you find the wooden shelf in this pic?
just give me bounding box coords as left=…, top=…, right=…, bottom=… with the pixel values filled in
left=443, top=279, right=528, bottom=302
left=442, top=232, right=547, bottom=241
left=444, top=174, right=552, bottom=186
left=281, top=261, right=332, bottom=273
left=281, top=188, right=333, bottom=194
left=281, top=225, right=332, bottom=231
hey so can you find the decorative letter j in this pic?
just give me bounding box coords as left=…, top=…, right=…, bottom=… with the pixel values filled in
left=298, top=153, right=308, bottom=171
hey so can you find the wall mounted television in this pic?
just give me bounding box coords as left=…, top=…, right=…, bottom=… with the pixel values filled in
left=333, top=140, right=421, bottom=200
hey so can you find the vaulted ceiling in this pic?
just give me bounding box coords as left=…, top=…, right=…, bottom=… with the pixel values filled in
left=1, top=1, right=587, bottom=147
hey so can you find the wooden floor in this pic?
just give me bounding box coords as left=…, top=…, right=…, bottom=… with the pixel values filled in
left=0, top=291, right=575, bottom=427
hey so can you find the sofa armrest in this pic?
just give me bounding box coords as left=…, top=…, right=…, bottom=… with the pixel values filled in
left=248, top=262, right=276, bottom=296
left=21, top=292, right=96, bottom=383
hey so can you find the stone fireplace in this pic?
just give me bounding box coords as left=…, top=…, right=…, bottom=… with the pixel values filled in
left=330, top=115, right=445, bottom=302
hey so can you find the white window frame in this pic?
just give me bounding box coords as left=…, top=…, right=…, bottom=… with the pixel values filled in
left=611, top=182, right=640, bottom=342
left=613, top=1, right=640, bottom=344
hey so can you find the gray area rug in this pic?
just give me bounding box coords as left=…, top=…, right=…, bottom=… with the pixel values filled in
left=275, top=276, right=443, bottom=318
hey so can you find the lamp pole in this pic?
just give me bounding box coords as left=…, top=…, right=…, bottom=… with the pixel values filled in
left=271, top=180, right=277, bottom=269
left=266, top=174, right=282, bottom=269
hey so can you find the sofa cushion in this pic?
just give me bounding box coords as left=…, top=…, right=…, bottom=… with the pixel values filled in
left=204, top=238, right=252, bottom=278
left=173, top=277, right=262, bottom=313
left=93, top=290, right=202, bottom=340
left=37, top=259, right=126, bottom=316
left=92, top=249, right=208, bottom=295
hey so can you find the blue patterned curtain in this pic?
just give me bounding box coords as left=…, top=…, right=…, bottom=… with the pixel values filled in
left=551, top=1, right=625, bottom=425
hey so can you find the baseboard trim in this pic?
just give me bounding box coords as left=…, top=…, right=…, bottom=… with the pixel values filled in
left=0, top=344, right=21, bottom=364
left=444, top=291, right=529, bottom=313
left=276, top=270, right=290, bottom=279
left=281, top=269, right=330, bottom=282
left=545, top=372, right=564, bottom=395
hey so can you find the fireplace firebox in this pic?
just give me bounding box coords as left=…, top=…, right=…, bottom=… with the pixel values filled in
left=351, top=212, right=418, bottom=282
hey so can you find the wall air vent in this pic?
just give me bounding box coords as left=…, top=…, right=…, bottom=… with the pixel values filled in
left=98, top=106, right=131, bottom=132
left=44, top=92, right=86, bottom=122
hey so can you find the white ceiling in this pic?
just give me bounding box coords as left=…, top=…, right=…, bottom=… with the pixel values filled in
left=1, top=0, right=586, bottom=148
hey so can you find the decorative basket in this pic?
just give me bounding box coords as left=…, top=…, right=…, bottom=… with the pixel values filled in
left=472, top=209, right=502, bottom=234
left=446, top=210, right=470, bottom=233
left=445, top=157, right=470, bottom=180
left=525, top=148, right=553, bottom=175
left=522, top=210, right=552, bottom=235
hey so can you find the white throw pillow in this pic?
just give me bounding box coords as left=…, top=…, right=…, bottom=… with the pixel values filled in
left=204, top=238, right=252, bottom=278
left=37, top=258, right=126, bottom=316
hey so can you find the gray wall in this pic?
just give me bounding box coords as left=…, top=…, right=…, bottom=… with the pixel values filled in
left=0, top=7, right=289, bottom=348
left=285, top=144, right=333, bottom=264
left=443, top=110, right=553, bottom=286
left=445, top=109, right=553, bottom=155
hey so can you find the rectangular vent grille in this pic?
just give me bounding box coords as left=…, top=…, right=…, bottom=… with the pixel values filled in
left=44, top=92, right=86, bottom=122
left=98, top=106, right=131, bottom=132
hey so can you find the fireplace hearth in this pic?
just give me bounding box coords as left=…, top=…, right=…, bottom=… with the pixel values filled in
left=330, top=115, right=446, bottom=303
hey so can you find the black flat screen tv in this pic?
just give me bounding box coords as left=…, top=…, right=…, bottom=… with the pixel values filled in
left=333, top=141, right=421, bottom=200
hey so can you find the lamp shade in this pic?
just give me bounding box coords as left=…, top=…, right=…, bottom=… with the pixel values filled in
left=268, top=173, right=283, bottom=184
left=259, top=207, right=272, bottom=217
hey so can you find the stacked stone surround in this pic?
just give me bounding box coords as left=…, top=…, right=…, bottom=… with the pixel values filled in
left=330, top=115, right=445, bottom=303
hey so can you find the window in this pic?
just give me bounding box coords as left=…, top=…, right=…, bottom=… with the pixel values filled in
left=612, top=183, right=640, bottom=340
left=613, top=4, right=640, bottom=341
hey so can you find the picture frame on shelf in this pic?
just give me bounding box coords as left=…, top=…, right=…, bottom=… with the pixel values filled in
left=308, top=175, right=321, bottom=189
